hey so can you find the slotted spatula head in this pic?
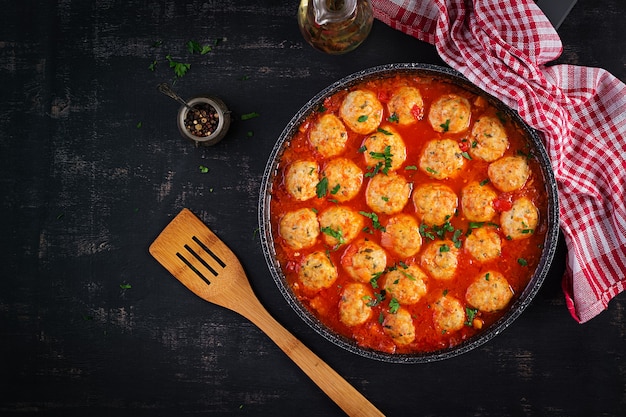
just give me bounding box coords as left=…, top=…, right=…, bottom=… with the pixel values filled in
left=149, top=208, right=250, bottom=311
left=149, top=209, right=386, bottom=417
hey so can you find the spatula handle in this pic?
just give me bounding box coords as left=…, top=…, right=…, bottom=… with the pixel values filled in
left=238, top=298, right=385, bottom=417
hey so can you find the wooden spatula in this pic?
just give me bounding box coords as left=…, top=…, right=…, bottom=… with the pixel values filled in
left=149, top=208, right=385, bottom=417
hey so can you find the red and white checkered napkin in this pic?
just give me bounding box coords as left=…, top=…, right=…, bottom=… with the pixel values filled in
left=371, top=0, right=626, bottom=323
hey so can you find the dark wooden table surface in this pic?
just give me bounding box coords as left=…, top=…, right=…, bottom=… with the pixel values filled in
left=2, top=1, right=625, bottom=416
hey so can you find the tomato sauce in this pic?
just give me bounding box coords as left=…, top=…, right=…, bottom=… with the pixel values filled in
left=269, top=74, right=549, bottom=354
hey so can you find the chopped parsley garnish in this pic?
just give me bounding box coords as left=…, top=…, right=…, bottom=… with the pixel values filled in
left=316, top=177, right=329, bottom=198
left=365, top=291, right=385, bottom=307
left=404, top=165, right=417, bottom=170
left=358, top=115, right=368, bottom=122
left=387, top=113, right=399, bottom=123
left=377, top=127, right=393, bottom=135
left=518, top=258, right=528, bottom=266
left=439, top=244, right=450, bottom=253
left=368, top=145, right=393, bottom=175
left=452, top=229, right=463, bottom=248
left=370, top=272, right=383, bottom=289
left=321, top=226, right=345, bottom=245
left=389, top=298, right=400, bottom=314
left=465, top=307, right=479, bottom=326
left=440, top=119, right=451, bottom=132
left=419, top=223, right=435, bottom=240
left=359, top=211, right=385, bottom=231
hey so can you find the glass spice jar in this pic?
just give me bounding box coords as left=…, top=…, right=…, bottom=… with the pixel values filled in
left=177, top=95, right=231, bottom=146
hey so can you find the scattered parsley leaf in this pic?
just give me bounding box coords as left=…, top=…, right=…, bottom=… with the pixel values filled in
left=120, top=283, right=132, bottom=290
left=165, top=55, right=191, bottom=78
left=241, top=112, right=260, bottom=120
left=187, top=40, right=213, bottom=55
left=199, top=165, right=209, bottom=173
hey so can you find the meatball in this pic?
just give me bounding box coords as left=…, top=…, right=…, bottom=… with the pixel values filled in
left=361, top=125, right=407, bottom=171
left=387, top=86, right=424, bottom=126
left=428, top=94, right=471, bottom=134
left=339, top=89, right=383, bottom=135
left=298, top=251, right=338, bottom=291
left=461, top=181, right=497, bottom=222
left=380, top=214, right=422, bottom=258
left=412, top=183, right=458, bottom=226
left=500, top=197, right=539, bottom=240
left=488, top=155, right=530, bottom=192
left=341, top=239, right=387, bottom=283
left=278, top=208, right=319, bottom=250
left=383, top=264, right=428, bottom=305
left=322, top=158, right=363, bottom=202
left=469, top=116, right=509, bottom=162
left=365, top=172, right=411, bottom=215
left=318, top=206, right=364, bottom=247
left=308, top=113, right=349, bottom=158
left=466, top=270, right=514, bottom=312
left=339, top=283, right=373, bottom=326
left=382, top=308, right=416, bottom=346
left=419, top=139, right=466, bottom=180
left=284, top=160, right=319, bottom=201
left=432, top=295, right=465, bottom=333
left=465, top=226, right=502, bottom=262
left=421, top=240, right=459, bottom=280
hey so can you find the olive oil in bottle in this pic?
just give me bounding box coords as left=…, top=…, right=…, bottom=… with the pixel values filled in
left=298, top=0, right=373, bottom=54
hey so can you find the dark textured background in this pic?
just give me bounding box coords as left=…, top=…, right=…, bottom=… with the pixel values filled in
left=1, top=1, right=625, bottom=416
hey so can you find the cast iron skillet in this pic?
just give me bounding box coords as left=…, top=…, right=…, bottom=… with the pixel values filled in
left=258, top=63, right=559, bottom=363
